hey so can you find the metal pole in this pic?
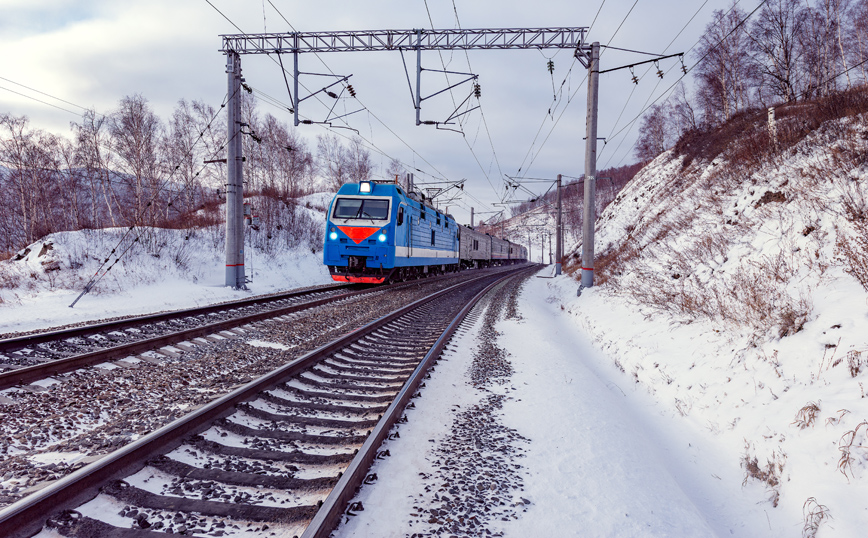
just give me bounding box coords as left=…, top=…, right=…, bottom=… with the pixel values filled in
left=470, top=207, right=475, bottom=228
left=548, top=232, right=553, bottom=264
left=293, top=42, right=300, bottom=127
left=540, top=232, right=544, bottom=264
left=581, top=42, right=599, bottom=288
left=527, top=230, right=531, bottom=263
left=415, top=29, right=422, bottom=126
left=555, top=173, right=563, bottom=275
left=225, top=51, right=245, bottom=289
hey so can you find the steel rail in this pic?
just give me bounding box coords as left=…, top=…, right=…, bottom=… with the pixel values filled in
left=301, top=265, right=536, bottom=538
left=0, top=283, right=352, bottom=354
left=0, top=268, right=527, bottom=538
left=0, top=287, right=360, bottom=391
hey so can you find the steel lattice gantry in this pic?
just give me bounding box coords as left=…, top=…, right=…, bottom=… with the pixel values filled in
left=221, top=27, right=589, bottom=54
left=220, top=27, right=600, bottom=289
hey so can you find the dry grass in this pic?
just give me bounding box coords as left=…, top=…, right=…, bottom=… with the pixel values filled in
left=792, top=401, right=821, bottom=430
left=802, top=497, right=831, bottom=538
left=837, top=420, right=868, bottom=482
left=742, top=445, right=786, bottom=506
left=847, top=351, right=864, bottom=378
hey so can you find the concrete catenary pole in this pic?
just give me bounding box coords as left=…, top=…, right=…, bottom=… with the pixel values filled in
left=225, top=51, right=246, bottom=289
left=555, top=173, right=563, bottom=275
left=581, top=42, right=600, bottom=288
left=470, top=207, right=475, bottom=228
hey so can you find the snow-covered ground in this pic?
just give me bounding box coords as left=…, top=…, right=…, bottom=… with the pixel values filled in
left=335, top=270, right=863, bottom=537
left=0, top=194, right=333, bottom=335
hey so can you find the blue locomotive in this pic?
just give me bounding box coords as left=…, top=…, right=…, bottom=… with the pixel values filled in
left=323, top=181, right=528, bottom=283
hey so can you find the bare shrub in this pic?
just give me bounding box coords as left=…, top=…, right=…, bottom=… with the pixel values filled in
left=742, top=444, right=786, bottom=506
left=825, top=408, right=850, bottom=427
left=0, top=266, right=22, bottom=290
left=802, top=497, right=831, bottom=538
left=847, top=351, right=864, bottom=378
left=837, top=420, right=868, bottom=481
left=793, top=401, right=821, bottom=429
left=836, top=224, right=868, bottom=292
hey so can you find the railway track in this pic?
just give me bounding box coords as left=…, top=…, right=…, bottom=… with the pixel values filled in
left=0, top=272, right=484, bottom=391
left=0, top=283, right=354, bottom=381
left=0, top=265, right=536, bottom=538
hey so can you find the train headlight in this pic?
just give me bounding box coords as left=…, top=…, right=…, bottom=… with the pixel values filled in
left=329, top=231, right=338, bottom=240
left=378, top=233, right=387, bottom=242
left=360, top=181, right=372, bottom=193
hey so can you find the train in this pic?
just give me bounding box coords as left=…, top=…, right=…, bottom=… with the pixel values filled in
left=323, top=180, right=528, bottom=283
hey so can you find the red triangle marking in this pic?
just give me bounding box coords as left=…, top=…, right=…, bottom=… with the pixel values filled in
left=337, top=226, right=380, bottom=244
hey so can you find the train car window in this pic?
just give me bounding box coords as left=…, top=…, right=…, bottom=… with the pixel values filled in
left=436, top=213, right=441, bottom=226
left=431, top=230, right=435, bottom=246
left=397, top=207, right=404, bottom=226
left=421, top=206, right=426, bottom=220
left=333, top=198, right=390, bottom=220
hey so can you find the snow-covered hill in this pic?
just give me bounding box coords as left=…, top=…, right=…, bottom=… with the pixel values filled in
left=0, top=193, right=333, bottom=334
left=559, top=107, right=868, bottom=535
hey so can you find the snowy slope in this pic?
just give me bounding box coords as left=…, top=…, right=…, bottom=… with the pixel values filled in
left=563, top=111, right=868, bottom=535
left=0, top=193, right=333, bottom=335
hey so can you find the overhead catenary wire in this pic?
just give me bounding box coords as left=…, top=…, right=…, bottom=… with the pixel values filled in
left=599, top=0, right=766, bottom=169
left=245, top=0, right=485, bottom=210
left=511, top=0, right=638, bottom=190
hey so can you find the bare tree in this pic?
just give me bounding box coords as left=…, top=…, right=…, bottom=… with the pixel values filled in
left=0, top=114, right=37, bottom=244
left=800, top=0, right=848, bottom=97
left=165, top=99, right=209, bottom=217
left=316, top=133, right=349, bottom=190
left=748, top=0, right=807, bottom=103
left=849, top=0, right=868, bottom=82
left=694, top=3, right=756, bottom=124
left=108, top=94, right=163, bottom=225
left=71, top=110, right=119, bottom=228
left=635, top=103, right=674, bottom=162
left=385, top=157, right=405, bottom=183
left=670, top=82, right=699, bottom=134
left=346, top=136, right=373, bottom=184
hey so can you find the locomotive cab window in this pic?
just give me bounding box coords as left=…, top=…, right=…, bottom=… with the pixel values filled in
left=333, top=198, right=390, bottom=220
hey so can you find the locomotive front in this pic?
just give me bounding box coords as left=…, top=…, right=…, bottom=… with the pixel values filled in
left=323, top=181, right=397, bottom=283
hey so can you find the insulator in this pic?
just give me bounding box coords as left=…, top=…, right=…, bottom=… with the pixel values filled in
left=347, top=84, right=356, bottom=97
left=547, top=59, right=555, bottom=74
left=630, top=67, right=638, bottom=85
left=657, top=69, right=664, bottom=79
left=473, top=83, right=481, bottom=99
left=242, top=83, right=252, bottom=94
left=681, top=59, right=688, bottom=75
left=302, top=119, right=313, bottom=124
left=326, top=91, right=338, bottom=99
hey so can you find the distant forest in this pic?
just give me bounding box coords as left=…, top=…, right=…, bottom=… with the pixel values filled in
left=0, top=93, right=377, bottom=258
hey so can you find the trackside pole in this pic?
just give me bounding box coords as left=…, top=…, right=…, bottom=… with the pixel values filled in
left=581, top=42, right=599, bottom=288
left=226, top=51, right=246, bottom=289
left=555, top=173, right=563, bottom=275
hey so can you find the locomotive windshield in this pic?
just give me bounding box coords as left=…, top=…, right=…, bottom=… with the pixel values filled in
left=333, top=198, right=390, bottom=220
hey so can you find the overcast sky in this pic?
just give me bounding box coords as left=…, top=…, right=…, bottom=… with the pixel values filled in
left=0, top=0, right=758, bottom=224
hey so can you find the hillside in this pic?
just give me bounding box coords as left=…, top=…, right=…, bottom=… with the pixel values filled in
left=559, top=94, right=868, bottom=535
left=0, top=193, right=332, bottom=334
